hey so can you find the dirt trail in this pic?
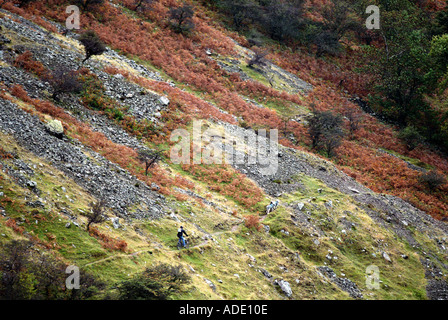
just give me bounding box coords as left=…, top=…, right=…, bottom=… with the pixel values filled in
left=189, top=223, right=242, bottom=248
left=83, top=223, right=245, bottom=267
left=83, top=249, right=152, bottom=268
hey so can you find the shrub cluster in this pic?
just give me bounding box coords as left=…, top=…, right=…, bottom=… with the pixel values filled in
left=0, top=240, right=104, bottom=300
left=117, top=263, right=191, bottom=300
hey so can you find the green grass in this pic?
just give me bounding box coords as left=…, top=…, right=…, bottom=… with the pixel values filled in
left=258, top=171, right=430, bottom=300
left=0, top=104, right=440, bottom=301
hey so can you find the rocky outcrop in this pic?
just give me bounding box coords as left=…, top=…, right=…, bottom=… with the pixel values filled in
left=209, top=42, right=313, bottom=95
left=317, top=266, right=363, bottom=299
left=274, top=279, right=293, bottom=298
left=44, top=119, right=64, bottom=138
left=216, top=120, right=448, bottom=299
left=0, top=99, right=165, bottom=220
left=1, top=6, right=447, bottom=301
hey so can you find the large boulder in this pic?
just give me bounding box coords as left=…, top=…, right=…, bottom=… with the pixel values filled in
left=158, top=96, right=170, bottom=106
left=45, top=119, right=64, bottom=138
left=275, top=279, right=292, bottom=297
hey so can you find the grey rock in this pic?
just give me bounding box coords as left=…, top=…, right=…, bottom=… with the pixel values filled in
left=44, top=119, right=64, bottom=137
left=246, top=254, right=257, bottom=263
left=159, top=96, right=170, bottom=106
left=151, top=182, right=160, bottom=191
left=260, top=268, right=272, bottom=279
left=263, top=225, right=270, bottom=233
left=112, top=217, right=121, bottom=229
left=26, top=200, right=45, bottom=208
left=382, top=252, right=392, bottom=263
left=0, top=99, right=165, bottom=220
left=204, top=278, right=216, bottom=292
left=0, top=34, right=11, bottom=44
left=275, top=279, right=292, bottom=297
left=318, top=266, right=363, bottom=299
left=27, top=180, right=37, bottom=188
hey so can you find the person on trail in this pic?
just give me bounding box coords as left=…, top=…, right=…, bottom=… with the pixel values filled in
left=266, top=200, right=279, bottom=214
left=177, top=226, right=188, bottom=248
left=273, top=200, right=279, bottom=210
left=266, top=201, right=274, bottom=214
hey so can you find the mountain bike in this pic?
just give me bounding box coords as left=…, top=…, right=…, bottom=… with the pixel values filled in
left=177, top=237, right=189, bottom=250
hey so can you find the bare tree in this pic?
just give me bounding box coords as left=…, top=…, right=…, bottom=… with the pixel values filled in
left=0, top=240, right=104, bottom=299
left=45, top=66, right=82, bottom=100
left=247, top=49, right=268, bottom=68
left=279, top=114, right=294, bottom=137
left=138, top=149, right=162, bottom=176
left=0, top=240, right=33, bottom=299
left=86, top=199, right=107, bottom=231
left=343, top=107, right=362, bottom=139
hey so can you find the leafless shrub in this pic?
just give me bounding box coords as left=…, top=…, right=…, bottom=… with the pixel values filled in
left=247, top=49, right=268, bottom=68
left=137, top=149, right=162, bottom=176
left=85, top=199, right=107, bottom=231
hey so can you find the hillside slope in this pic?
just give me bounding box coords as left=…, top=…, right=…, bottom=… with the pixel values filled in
left=0, top=2, right=447, bottom=300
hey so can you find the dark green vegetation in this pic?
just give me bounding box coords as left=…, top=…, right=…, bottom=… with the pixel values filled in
left=210, top=0, right=448, bottom=151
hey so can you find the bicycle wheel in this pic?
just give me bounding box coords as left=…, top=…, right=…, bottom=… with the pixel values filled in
left=177, top=239, right=182, bottom=250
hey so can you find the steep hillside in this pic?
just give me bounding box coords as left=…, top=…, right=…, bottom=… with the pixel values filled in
left=0, top=0, right=447, bottom=301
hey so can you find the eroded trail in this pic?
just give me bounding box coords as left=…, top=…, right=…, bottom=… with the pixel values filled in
left=83, top=249, right=152, bottom=268
left=83, top=222, right=245, bottom=267
left=189, top=223, right=242, bottom=248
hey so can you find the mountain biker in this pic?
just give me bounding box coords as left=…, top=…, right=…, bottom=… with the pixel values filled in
left=177, top=226, right=188, bottom=248
left=266, top=201, right=274, bottom=214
